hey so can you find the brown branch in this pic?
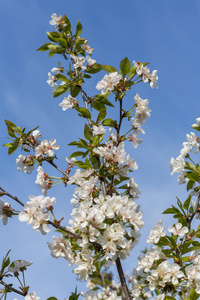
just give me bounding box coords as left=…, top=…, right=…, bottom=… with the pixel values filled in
left=47, top=220, right=102, bottom=251
left=0, top=187, right=24, bottom=207
left=0, top=279, right=26, bottom=296
left=115, top=257, right=132, bottom=300
left=48, top=220, right=80, bottom=239
left=182, top=193, right=200, bottom=245
left=47, top=160, right=69, bottom=179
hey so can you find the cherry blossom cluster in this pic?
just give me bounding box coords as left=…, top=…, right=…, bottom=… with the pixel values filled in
left=170, top=119, right=200, bottom=177
left=133, top=61, right=158, bottom=88
left=0, top=198, right=13, bottom=225
left=1, top=12, right=161, bottom=300
left=96, top=72, right=122, bottom=95
left=18, top=195, right=56, bottom=235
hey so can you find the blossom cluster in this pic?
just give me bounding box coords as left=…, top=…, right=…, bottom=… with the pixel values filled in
left=16, top=130, right=59, bottom=175
left=18, top=195, right=56, bottom=235
left=169, top=118, right=200, bottom=190
left=133, top=61, right=158, bottom=88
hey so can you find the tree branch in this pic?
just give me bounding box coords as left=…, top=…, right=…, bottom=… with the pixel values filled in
left=182, top=193, right=200, bottom=245
left=0, top=279, right=26, bottom=297
left=0, top=187, right=24, bottom=207
left=115, top=257, right=132, bottom=300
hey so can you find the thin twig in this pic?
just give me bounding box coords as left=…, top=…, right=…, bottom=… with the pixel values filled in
left=115, top=257, right=132, bottom=300
left=182, top=193, right=200, bottom=245
left=0, top=187, right=24, bottom=207
left=48, top=220, right=80, bottom=239
left=47, top=160, right=69, bottom=178
left=0, top=280, right=26, bottom=296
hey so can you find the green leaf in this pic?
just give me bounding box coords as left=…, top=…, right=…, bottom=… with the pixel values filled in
left=101, top=65, right=118, bottom=73
left=120, top=57, right=131, bottom=77
left=90, top=156, right=99, bottom=169
left=46, top=297, right=58, bottom=300
left=84, top=124, right=93, bottom=141
left=166, top=235, right=177, bottom=250
left=37, top=43, right=52, bottom=51
left=55, top=74, right=69, bottom=82
left=83, top=74, right=91, bottom=79
left=162, top=208, right=179, bottom=214
left=186, top=171, right=200, bottom=182
left=185, top=162, right=196, bottom=171
left=187, top=179, right=195, bottom=191
left=95, top=95, right=114, bottom=107
left=69, top=151, right=86, bottom=158
left=183, top=195, right=191, bottom=210
left=54, top=85, right=69, bottom=97
left=70, top=85, right=80, bottom=97
left=3, top=143, right=14, bottom=148
left=8, top=141, right=19, bottom=155
left=86, top=63, right=102, bottom=74
left=68, top=141, right=80, bottom=146
left=93, top=135, right=103, bottom=146
left=75, top=107, right=91, bottom=119
left=5, top=119, right=18, bottom=137
left=128, top=65, right=137, bottom=78
left=75, top=160, right=92, bottom=170
left=96, top=109, right=107, bottom=124
left=62, top=15, right=72, bottom=32
left=57, top=38, right=68, bottom=48
left=189, top=288, right=200, bottom=300
left=48, top=44, right=65, bottom=54
left=76, top=20, right=82, bottom=38
left=102, top=118, right=115, bottom=127
left=46, top=32, right=61, bottom=42
left=26, top=126, right=39, bottom=137
left=49, top=51, right=55, bottom=58
left=193, top=125, right=200, bottom=132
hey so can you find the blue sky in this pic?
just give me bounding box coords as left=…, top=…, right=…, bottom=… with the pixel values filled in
left=1, top=1, right=200, bottom=299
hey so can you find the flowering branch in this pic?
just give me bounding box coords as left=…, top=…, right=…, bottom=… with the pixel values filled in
left=0, top=279, right=26, bottom=297
left=0, top=187, right=24, bottom=207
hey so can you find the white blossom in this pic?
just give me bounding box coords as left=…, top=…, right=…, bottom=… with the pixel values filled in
left=86, top=55, right=96, bottom=66
left=168, top=222, right=189, bottom=237
left=0, top=199, right=10, bottom=225
left=47, top=72, right=58, bottom=93
left=16, top=155, right=34, bottom=174
left=25, top=292, right=40, bottom=300
left=96, top=72, right=122, bottom=94
left=35, top=139, right=59, bottom=158
left=59, top=95, right=78, bottom=111
left=169, top=155, right=185, bottom=175
left=147, top=220, right=166, bottom=244
left=70, top=54, right=86, bottom=70
left=82, top=40, right=94, bottom=54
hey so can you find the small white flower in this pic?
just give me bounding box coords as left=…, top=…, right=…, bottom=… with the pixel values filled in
left=96, top=72, right=122, bottom=95
left=192, top=117, right=200, bottom=128
left=51, top=61, right=62, bottom=74
left=169, top=155, right=185, bottom=175
left=168, top=222, right=189, bottom=237
left=92, top=125, right=106, bottom=135
left=149, top=70, right=158, bottom=88
left=86, top=55, right=96, bottom=66
left=8, top=260, right=32, bottom=273
left=70, top=54, right=86, bottom=70
left=147, top=220, right=166, bottom=244
left=49, top=13, right=61, bottom=26
left=59, top=95, right=78, bottom=111
left=16, top=155, right=34, bottom=174
left=82, top=40, right=94, bottom=54
left=25, top=291, right=40, bottom=300
left=35, top=139, right=59, bottom=158
left=0, top=199, right=10, bottom=225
